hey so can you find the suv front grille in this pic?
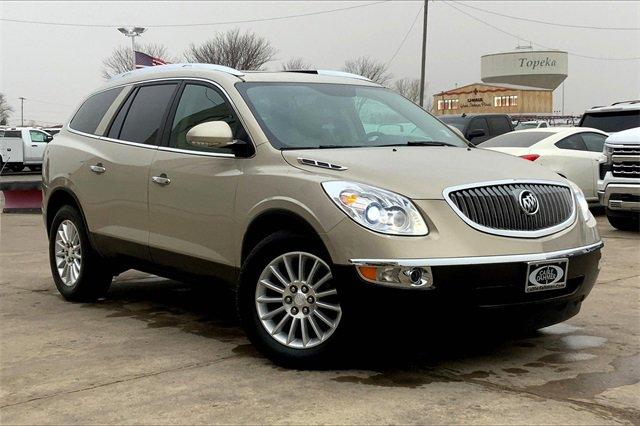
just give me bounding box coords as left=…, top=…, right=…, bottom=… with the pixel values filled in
left=445, top=181, right=575, bottom=237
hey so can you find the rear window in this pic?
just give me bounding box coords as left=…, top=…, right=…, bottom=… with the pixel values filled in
left=487, top=116, right=512, bottom=134
left=580, top=110, right=640, bottom=132
left=1, top=130, right=21, bottom=138
left=116, top=84, right=177, bottom=145
left=70, top=88, right=123, bottom=134
left=482, top=131, right=555, bottom=148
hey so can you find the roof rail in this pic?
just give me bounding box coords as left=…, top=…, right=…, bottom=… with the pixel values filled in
left=111, top=63, right=245, bottom=80
left=283, top=69, right=371, bottom=82
left=611, top=100, right=640, bottom=105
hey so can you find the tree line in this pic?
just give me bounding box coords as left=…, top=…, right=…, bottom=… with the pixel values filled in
left=102, top=28, right=426, bottom=106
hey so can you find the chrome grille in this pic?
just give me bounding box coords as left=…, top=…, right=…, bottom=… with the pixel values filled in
left=445, top=181, right=575, bottom=237
left=611, top=145, right=640, bottom=178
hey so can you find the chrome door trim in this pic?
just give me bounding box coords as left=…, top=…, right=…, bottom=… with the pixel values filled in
left=350, top=241, right=603, bottom=267
left=442, top=179, right=577, bottom=239
left=157, top=146, right=236, bottom=158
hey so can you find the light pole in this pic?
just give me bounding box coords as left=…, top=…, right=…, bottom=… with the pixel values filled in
left=19, top=97, right=25, bottom=127
left=117, top=27, right=147, bottom=70
left=418, top=0, right=429, bottom=108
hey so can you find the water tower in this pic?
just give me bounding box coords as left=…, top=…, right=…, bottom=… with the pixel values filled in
left=481, top=48, right=568, bottom=90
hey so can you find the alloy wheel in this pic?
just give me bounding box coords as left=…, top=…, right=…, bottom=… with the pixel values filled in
left=255, top=252, right=342, bottom=349
left=54, top=220, right=83, bottom=286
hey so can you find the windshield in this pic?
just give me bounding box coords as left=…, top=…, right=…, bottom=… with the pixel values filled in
left=236, top=83, right=467, bottom=149
left=580, top=110, right=640, bottom=132
left=482, top=131, right=556, bottom=148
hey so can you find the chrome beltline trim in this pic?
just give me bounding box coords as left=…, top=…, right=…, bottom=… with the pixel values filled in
left=442, top=179, right=577, bottom=239
left=350, top=241, right=603, bottom=267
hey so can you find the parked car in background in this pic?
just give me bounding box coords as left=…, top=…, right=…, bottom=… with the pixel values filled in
left=483, top=127, right=608, bottom=203
left=439, top=113, right=514, bottom=145
left=515, top=120, right=549, bottom=130
left=578, top=101, right=640, bottom=133
left=0, top=127, right=52, bottom=172
left=598, top=127, right=640, bottom=231
left=43, top=64, right=602, bottom=367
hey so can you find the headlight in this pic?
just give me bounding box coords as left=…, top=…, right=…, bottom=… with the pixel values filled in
left=322, top=181, right=428, bottom=236
left=574, top=186, right=595, bottom=225
left=603, top=144, right=614, bottom=165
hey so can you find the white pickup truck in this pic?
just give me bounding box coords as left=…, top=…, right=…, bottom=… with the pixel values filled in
left=0, top=127, right=53, bottom=173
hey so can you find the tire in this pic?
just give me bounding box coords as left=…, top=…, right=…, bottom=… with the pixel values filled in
left=28, top=165, right=42, bottom=172
left=238, top=231, right=348, bottom=368
left=48, top=205, right=113, bottom=302
left=607, top=213, right=640, bottom=232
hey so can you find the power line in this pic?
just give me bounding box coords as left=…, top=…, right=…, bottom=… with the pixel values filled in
left=386, top=4, right=424, bottom=66
left=0, top=1, right=389, bottom=28
left=451, top=1, right=640, bottom=31
left=444, top=2, right=640, bottom=61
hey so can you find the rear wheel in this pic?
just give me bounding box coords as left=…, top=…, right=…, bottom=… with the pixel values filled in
left=28, top=165, right=42, bottom=172
left=49, top=205, right=112, bottom=301
left=238, top=231, right=346, bottom=368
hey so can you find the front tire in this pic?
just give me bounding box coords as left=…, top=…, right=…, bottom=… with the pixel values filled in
left=49, top=205, right=112, bottom=301
left=238, top=231, right=346, bottom=368
left=606, top=212, right=640, bottom=232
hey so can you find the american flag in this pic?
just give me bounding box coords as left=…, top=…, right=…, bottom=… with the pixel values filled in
left=134, top=51, right=168, bottom=69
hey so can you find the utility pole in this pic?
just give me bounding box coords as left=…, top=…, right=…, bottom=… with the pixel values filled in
left=117, top=27, right=147, bottom=70
left=418, top=0, right=429, bottom=108
left=19, top=97, right=25, bottom=127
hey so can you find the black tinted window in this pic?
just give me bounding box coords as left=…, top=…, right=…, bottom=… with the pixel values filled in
left=556, top=134, right=587, bottom=151
left=580, top=110, right=640, bottom=132
left=2, top=130, right=21, bottom=138
left=169, top=84, right=238, bottom=153
left=482, top=131, right=555, bottom=148
left=469, top=117, right=489, bottom=134
left=581, top=132, right=607, bottom=152
left=487, top=116, right=512, bottom=135
left=118, top=84, right=177, bottom=145
left=107, top=90, right=136, bottom=139
left=70, top=88, right=122, bottom=134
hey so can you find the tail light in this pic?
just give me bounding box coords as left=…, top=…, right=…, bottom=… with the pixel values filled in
left=520, top=154, right=540, bottom=161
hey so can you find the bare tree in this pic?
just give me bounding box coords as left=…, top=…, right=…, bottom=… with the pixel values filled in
left=184, top=28, right=276, bottom=70
left=0, top=93, right=13, bottom=125
left=392, top=78, right=422, bottom=105
left=343, top=56, right=392, bottom=85
left=102, top=43, right=172, bottom=79
left=281, top=57, right=312, bottom=71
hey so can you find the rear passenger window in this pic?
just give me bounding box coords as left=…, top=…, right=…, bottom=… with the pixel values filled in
left=581, top=133, right=607, bottom=152
left=70, top=87, right=122, bottom=134
left=115, top=84, right=177, bottom=145
left=556, top=134, right=587, bottom=151
left=487, top=116, right=511, bottom=135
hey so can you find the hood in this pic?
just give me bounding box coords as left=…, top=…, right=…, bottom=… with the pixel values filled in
left=282, top=146, right=566, bottom=199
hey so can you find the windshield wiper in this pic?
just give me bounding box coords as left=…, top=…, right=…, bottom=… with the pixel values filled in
left=405, top=140, right=458, bottom=147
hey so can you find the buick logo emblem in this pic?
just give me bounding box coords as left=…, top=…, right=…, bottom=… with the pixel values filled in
left=518, top=190, right=539, bottom=215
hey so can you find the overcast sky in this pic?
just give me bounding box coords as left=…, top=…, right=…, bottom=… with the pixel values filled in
left=1, top=1, right=639, bottom=125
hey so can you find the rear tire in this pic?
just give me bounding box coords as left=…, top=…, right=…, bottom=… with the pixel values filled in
left=28, top=165, right=42, bottom=172
left=238, top=231, right=348, bottom=368
left=606, top=212, right=640, bottom=232
left=49, top=205, right=112, bottom=302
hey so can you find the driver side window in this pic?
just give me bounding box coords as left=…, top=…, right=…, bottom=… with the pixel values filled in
left=29, top=131, right=47, bottom=143
left=169, top=84, right=239, bottom=154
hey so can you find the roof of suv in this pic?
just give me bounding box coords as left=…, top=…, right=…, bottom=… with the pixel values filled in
left=103, top=63, right=381, bottom=90
left=584, top=101, right=640, bottom=113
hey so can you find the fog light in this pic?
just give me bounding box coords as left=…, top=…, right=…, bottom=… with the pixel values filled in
left=356, top=265, right=433, bottom=288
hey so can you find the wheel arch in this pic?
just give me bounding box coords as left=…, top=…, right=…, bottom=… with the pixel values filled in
left=45, top=188, right=89, bottom=238
left=240, top=209, right=333, bottom=265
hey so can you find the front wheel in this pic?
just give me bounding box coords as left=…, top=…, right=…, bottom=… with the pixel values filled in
left=238, top=231, right=346, bottom=368
left=606, top=211, right=640, bottom=232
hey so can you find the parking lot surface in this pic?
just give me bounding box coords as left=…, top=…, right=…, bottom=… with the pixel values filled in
left=1, top=209, right=638, bottom=424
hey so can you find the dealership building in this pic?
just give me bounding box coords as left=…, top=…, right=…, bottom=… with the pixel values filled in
left=432, top=50, right=567, bottom=117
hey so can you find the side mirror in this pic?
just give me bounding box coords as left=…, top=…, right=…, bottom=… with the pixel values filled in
left=45, top=135, right=53, bottom=142
left=186, top=121, right=234, bottom=148
left=467, top=129, right=486, bottom=139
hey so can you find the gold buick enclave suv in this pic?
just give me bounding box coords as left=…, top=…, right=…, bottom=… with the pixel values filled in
left=43, top=64, right=603, bottom=366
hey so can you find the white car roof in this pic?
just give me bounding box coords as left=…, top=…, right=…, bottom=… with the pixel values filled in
left=584, top=101, right=640, bottom=113
left=605, top=127, right=640, bottom=143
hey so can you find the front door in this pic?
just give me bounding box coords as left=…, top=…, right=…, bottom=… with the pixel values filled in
left=148, top=82, right=249, bottom=281
left=24, top=130, right=48, bottom=162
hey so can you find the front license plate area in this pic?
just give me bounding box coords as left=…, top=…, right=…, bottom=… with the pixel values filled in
left=525, top=258, right=569, bottom=293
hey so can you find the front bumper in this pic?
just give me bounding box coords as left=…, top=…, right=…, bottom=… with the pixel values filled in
left=338, top=243, right=602, bottom=329
left=602, top=183, right=640, bottom=213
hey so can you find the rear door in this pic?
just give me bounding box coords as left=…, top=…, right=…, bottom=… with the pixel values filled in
left=24, top=130, right=49, bottom=163
left=148, top=81, right=250, bottom=281
left=72, top=82, right=179, bottom=259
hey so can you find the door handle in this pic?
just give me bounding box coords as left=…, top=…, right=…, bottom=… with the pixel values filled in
left=89, top=163, right=106, bottom=174
left=32, top=144, right=38, bottom=147
left=152, top=174, right=171, bottom=186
